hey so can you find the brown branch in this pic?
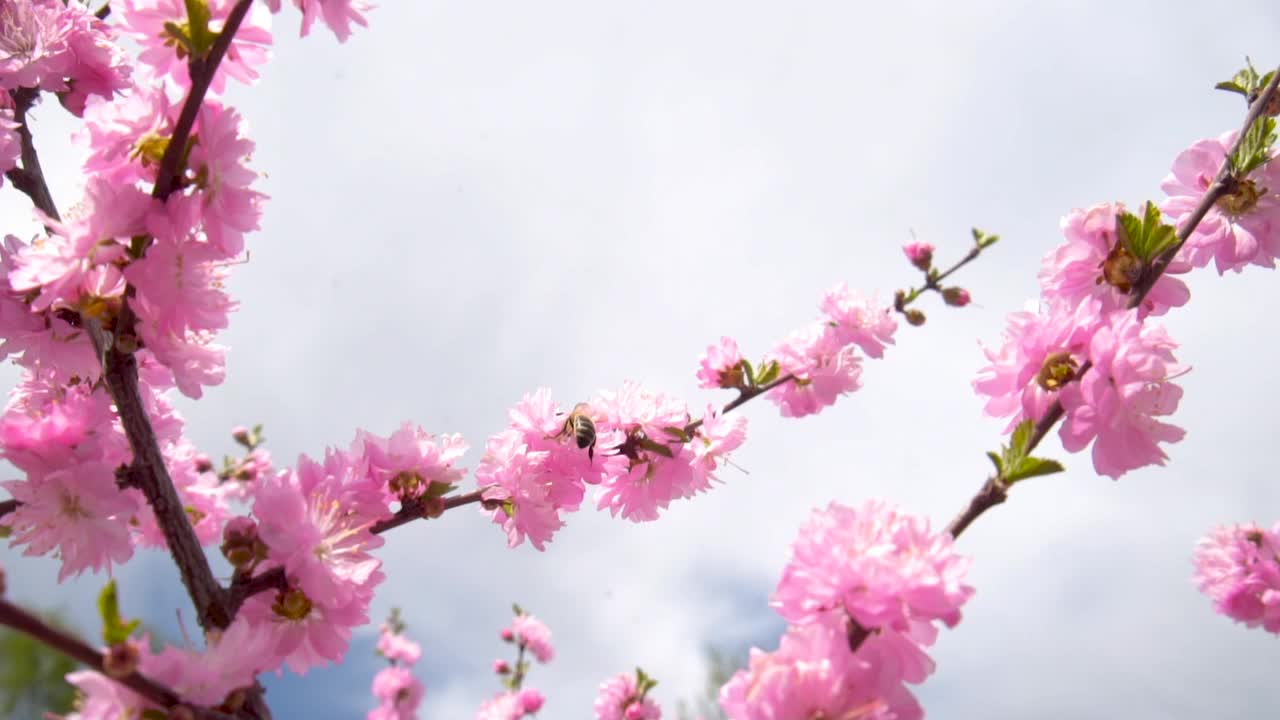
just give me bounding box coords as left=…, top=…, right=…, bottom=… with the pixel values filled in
left=946, top=64, right=1280, bottom=540
left=92, top=0, right=258, bottom=637
left=4, top=88, right=61, bottom=224
left=0, top=599, right=239, bottom=720
left=151, top=0, right=255, bottom=202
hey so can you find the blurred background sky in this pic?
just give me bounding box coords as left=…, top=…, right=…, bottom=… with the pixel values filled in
left=3, top=1, right=1280, bottom=717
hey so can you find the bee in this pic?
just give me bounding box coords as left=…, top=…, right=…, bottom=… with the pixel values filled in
left=557, top=402, right=597, bottom=461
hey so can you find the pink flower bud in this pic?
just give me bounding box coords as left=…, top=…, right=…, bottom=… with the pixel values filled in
left=942, top=287, right=971, bottom=307
left=902, top=241, right=934, bottom=271
left=625, top=703, right=647, bottom=720
left=231, top=426, right=251, bottom=445
left=500, top=628, right=514, bottom=642
left=493, top=659, right=510, bottom=674
left=194, top=454, right=214, bottom=473
left=518, top=688, right=545, bottom=714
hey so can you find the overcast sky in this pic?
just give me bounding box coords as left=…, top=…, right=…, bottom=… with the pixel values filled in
left=4, top=1, right=1280, bottom=718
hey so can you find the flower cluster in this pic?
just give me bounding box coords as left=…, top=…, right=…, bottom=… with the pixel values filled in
left=478, top=606, right=549, bottom=719
left=368, top=614, right=427, bottom=720
left=475, top=386, right=747, bottom=549
left=1193, top=522, right=1280, bottom=634
left=722, top=500, right=972, bottom=718
left=594, top=670, right=662, bottom=720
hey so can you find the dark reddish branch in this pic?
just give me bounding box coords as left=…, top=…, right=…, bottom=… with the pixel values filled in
left=0, top=498, right=17, bottom=518
left=946, top=65, right=1280, bottom=540
left=0, top=599, right=239, bottom=720
left=4, top=87, right=62, bottom=223
left=94, top=0, right=258, bottom=636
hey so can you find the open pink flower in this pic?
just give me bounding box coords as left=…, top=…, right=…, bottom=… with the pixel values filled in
left=1039, top=202, right=1190, bottom=317
left=595, top=672, right=660, bottom=720
left=696, top=336, right=745, bottom=389
left=368, top=665, right=425, bottom=720
left=765, top=323, right=863, bottom=418
left=376, top=624, right=423, bottom=666
left=1193, top=522, right=1280, bottom=634
left=1058, top=311, right=1186, bottom=479
left=818, top=284, right=897, bottom=359
left=718, top=622, right=922, bottom=720
left=973, top=299, right=1103, bottom=432
left=118, top=0, right=272, bottom=93
left=508, top=613, right=554, bottom=663
left=476, top=429, right=562, bottom=550
left=269, top=0, right=371, bottom=42
left=772, top=500, right=973, bottom=633
left=1161, top=130, right=1280, bottom=274
left=0, top=1, right=130, bottom=111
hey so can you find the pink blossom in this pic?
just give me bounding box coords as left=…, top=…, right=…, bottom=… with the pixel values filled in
left=355, top=422, right=468, bottom=503
left=595, top=673, right=660, bottom=720
left=764, top=323, right=862, bottom=418
left=696, top=336, right=745, bottom=389
left=79, top=80, right=175, bottom=185
left=368, top=665, right=425, bottom=720
left=592, top=382, right=720, bottom=522
left=772, top=500, right=973, bottom=633
left=64, top=668, right=151, bottom=719
left=972, top=299, right=1103, bottom=432
left=185, top=101, right=266, bottom=255
left=240, top=586, right=372, bottom=674
left=140, top=619, right=273, bottom=706
left=377, top=625, right=423, bottom=666
left=719, top=623, right=922, bottom=720
left=117, top=0, right=272, bottom=94
left=509, top=613, right=554, bottom=663
left=8, top=179, right=149, bottom=314
left=2, top=457, right=137, bottom=581
left=518, top=688, right=545, bottom=714
left=252, top=451, right=386, bottom=610
left=818, top=285, right=897, bottom=359
left=1193, top=522, right=1280, bottom=634
left=1058, top=311, right=1186, bottom=479
left=476, top=691, right=525, bottom=720
left=901, top=241, right=934, bottom=270
left=1038, top=202, right=1190, bottom=317
left=493, top=659, right=510, bottom=674
left=476, top=429, right=562, bottom=550
left=269, top=0, right=371, bottom=42
left=0, top=1, right=129, bottom=110
left=1161, top=130, right=1280, bottom=274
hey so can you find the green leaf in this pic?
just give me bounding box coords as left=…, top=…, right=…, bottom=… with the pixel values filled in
left=1005, top=456, right=1066, bottom=485
left=1116, top=203, right=1178, bottom=262
left=512, top=603, right=524, bottom=616
left=183, top=0, right=216, bottom=56
left=755, top=360, right=780, bottom=386
left=97, top=581, right=139, bottom=646
left=986, top=451, right=1004, bottom=476
left=740, top=358, right=756, bottom=387
left=1231, top=116, right=1278, bottom=176
left=1009, top=419, right=1033, bottom=457
left=1216, top=81, right=1248, bottom=96
left=972, top=227, right=1000, bottom=249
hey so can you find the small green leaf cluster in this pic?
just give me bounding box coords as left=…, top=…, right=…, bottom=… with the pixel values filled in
left=986, top=420, right=1065, bottom=486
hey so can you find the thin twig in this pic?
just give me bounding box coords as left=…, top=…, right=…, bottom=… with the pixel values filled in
left=0, top=599, right=238, bottom=720
left=946, top=65, right=1280, bottom=540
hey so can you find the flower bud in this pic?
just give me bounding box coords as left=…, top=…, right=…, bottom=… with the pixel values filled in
left=902, top=241, right=934, bottom=271
left=221, top=516, right=261, bottom=570
left=231, top=426, right=252, bottom=446
left=942, top=287, right=971, bottom=307
left=518, top=688, right=545, bottom=714
left=493, top=659, right=510, bottom=674
left=102, top=641, right=140, bottom=678
left=904, top=309, right=926, bottom=326
left=625, top=703, right=647, bottom=720
left=194, top=454, right=214, bottom=473
left=500, top=628, right=514, bottom=642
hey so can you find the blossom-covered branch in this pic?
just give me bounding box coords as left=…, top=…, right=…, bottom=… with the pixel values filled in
left=949, top=62, right=1280, bottom=540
